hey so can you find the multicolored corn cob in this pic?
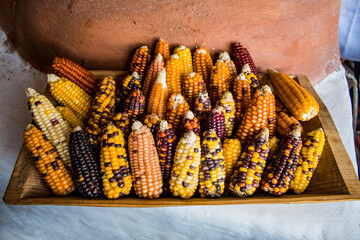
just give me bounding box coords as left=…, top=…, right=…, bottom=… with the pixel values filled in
left=113, top=112, right=131, bottom=143
left=86, top=77, right=116, bottom=146
left=194, top=92, right=212, bottom=123
left=57, top=106, right=84, bottom=129
left=241, top=64, right=262, bottom=96
left=100, top=124, right=132, bottom=199
left=170, top=131, right=201, bottom=199
left=52, top=57, right=99, bottom=94
left=166, top=94, right=190, bottom=136
left=193, top=46, right=213, bottom=87
left=232, top=73, right=251, bottom=122
left=209, top=60, right=231, bottom=106
left=128, top=121, right=163, bottom=199
left=143, top=114, right=162, bottom=136
left=216, top=91, right=236, bottom=138
left=230, top=127, right=269, bottom=197
left=183, top=110, right=201, bottom=136
left=165, top=54, right=183, bottom=95
left=219, top=51, right=237, bottom=86
left=48, top=74, right=92, bottom=121
left=26, top=88, right=72, bottom=168
left=183, top=72, right=207, bottom=109
left=199, top=129, right=225, bottom=198
left=147, top=68, right=168, bottom=119
left=261, top=126, right=302, bottom=196
left=123, top=89, right=146, bottom=122
left=70, top=126, right=102, bottom=197
left=24, top=124, right=75, bottom=196
left=207, top=106, right=225, bottom=140
left=277, top=110, right=303, bottom=138
left=154, top=38, right=170, bottom=61
left=116, top=72, right=142, bottom=110
left=174, top=45, right=193, bottom=80
left=232, top=43, right=259, bottom=79
left=143, top=53, right=165, bottom=98
left=268, top=136, right=280, bottom=160
left=156, top=120, right=176, bottom=191
left=130, top=46, right=151, bottom=79
left=290, top=128, right=325, bottom=194
left=223, top=138, right=242, bottom=181
left=267, top=91, right=276, bottom=138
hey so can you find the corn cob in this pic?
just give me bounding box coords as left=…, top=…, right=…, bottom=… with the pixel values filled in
left=183, top=72, right=207, bottom=109
left=174, top=45, right=193, bottom=80
left=123, top=89, right=146, bottom=122
left=165, top=54, right=183, bottom=95
left=154, top=38, right=170, bottom=61
left=216, top=91, right=236, bottom=138
left=156, top=120, right=176, bottom=191
left=86, top=77, right=116, bottom=146
left=277, top=110, right=303, bottom=138
left=209, top=60, right=231, bottom=106
left=267, top=91, right=276, bottom=138
left=207, top=106, right=226, bottom=140
left=113, top=112, right=131, bottom=144
left=116, top=72, right=142, bottom=111
left=219, top=51, right=237, bottom=86
left=143, top=114, right=162, bottom=136
left=235, top=85, right=272, bottom=147
left=232, top=73, right=251, bottom=122
left=230, top=127, right=269, bottom=197
left=24, top=124, right=75, bottom=196
left=223, top=138, right=242, bottom=181
left=194, top=92, right=212, bottom=123
left=199, top=129, right=226, bottom=198
left=241, top=64, right=262, bottom=96
left=130, top=46, right=151, bottom=79
left=57, top=106, right=84, bottom=129
left=128, top=121, right=163, bottom=198
left=52, top=57, right=99, bottom=94
left=147, top=68, right=168, bottom=119
left=268, top=69, right=319, bottom=121
left=290, top=128, right=325, bottom=194
left=193, top=46, right=213, bottom=88
left=70, top=126, right=102, bottom=197
left=261, top=126, right=302, bottom=196
left=100, top=124, right=132, bottom=199
left=268, top=136, right=280, bottom=160
left=26, top=88, right=72, bottom=168
left=183, top=110, right=201, bottom=136
left=166, top=94, right=190, bottom=136
left=170, top=131, right=201, bottom=199
left=143, top=53, right=165, bottom=98
left=232, top=43, right=259, bottom=79
left=48, top=74, right=92, bottom=121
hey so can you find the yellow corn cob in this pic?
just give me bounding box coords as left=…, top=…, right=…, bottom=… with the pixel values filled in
left=113, top=112, right=131, bottom=146
left=154, top=38, right=170, bottom=61
left=166, top=94, right=190, bottom=136
left=86, top=77, right=116, bottom=146
left=147, top=68, right=168, bottom=119
left=193, top=92, right=212, bottom=123
left=166, top=54, right=183, bottom=95
left=26, top=88, right=72, bottom=168
left=24, top=124, right=75, bottom=196
left=232, top=73, right=251, bottom=122
left=219, top=51, right=237, bottom=86
left=174, top=45, right=193, bottom=80
left=193, top=46, right=213, bottom=88
left=57, top=106, right=84, bottom=129
left=199, top=129, right=226, bottom=198
left=290, top=128, right=325, bottom=194
left=143, top=114, right=162, bottom=136
left=116, top=72, right=142, bottom=110
left=130, top=46, right=151, bottom=79
left=183, top=72, right=207, bottom=109
left=183, top=110, right=201, bottom=136
left=170, top=131, right=201, bottom=199
left=267, top=91, right=276, bottom=138
left=143, top=53, right=165, bottom=98
left=128, top=121, right=163, bottom=199
left=223, top=138, right=242, bottom=181
left=242, top=64, right=262, bottom=96
left=216, top=91, right=236, bottom=138
left=100, top=124, right=132, bottom=199
left=209, top=60, right=231, bottom=106
left=48, top=74, right=92, bottom=121
left=268, top=136, right=280, bottom=160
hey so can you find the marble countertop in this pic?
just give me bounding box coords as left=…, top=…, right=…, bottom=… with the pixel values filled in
left=0, top=29, right=359, bottom=239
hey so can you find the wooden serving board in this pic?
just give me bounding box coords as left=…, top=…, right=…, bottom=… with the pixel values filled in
left=3, top=71, right=360, bottom=207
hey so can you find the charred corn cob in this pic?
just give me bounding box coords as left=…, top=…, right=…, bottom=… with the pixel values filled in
left=194, top=92, right=212, bottom=123
left=70, top=126, right=102, bottom=197
left=207, top=106, right=225, bottom=140
left=156, top=120, right=176, bottom=191
left=267, top=91, right=276, bottom=138
left=290, top=128, right=325, bottom=194
left=154, top=38, right=170, bottom=61
left=199, top=129, right=225, bottom=198
left=230, top=128, right=269, bottom=197
left=113, top=112, right=131, bottom=143
left=232, top=43, right=259, bottom=79
left=183, top=110, right=201, bottom=136
left=170, top=131, right=201, bottom=199
left=209, top=60, right=231, bottom=106
left=166, top=94, right=190, bottom=136
left=143, top=53, right=165, bottom=98
left=216, top=91, right=236, bottom=138
left=26, top=88, right=72, bottom=168
left=174, top=45, right=193, bottom=79
left=268, top=136, right=280, bottom=160
left=183, top=72, right=207, bottom=109
left=129, top=121, right=163, bottom=198
left=166, top=54, right=183, bottom=95
left=147, top=68, right=168, bottom=119
left=130, top=46, right=151, bottom=79
left=48, top=74, right=92, bottom=121
left=86, top=77, right=116, bottom=146
left=123, top=89, right=146, bottom=122
left=193, top=46, right=213, bottom=88
left=268, top=69, right=319, bottom=121
left=116, top=72, right=142, bottom=111
left=57, top=106, right=84, bottom=129
left=52, top=57, right=99, bottom=94
left=24, top=124, right=75, bottom=196
left=143, top=114, right=162, bottom=136
left=219, top=51, right=237, bottom=86
left=261, top=126, right=302, bottom=196
left=100, top=124, right=132, bottom=199
left=223, top=138, right=242, bottom=181
left=241, top=64, right=262, bottom=95
left=277, top=110, right=303, bottom=138
left=232, top=73, right=251, bottom=122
